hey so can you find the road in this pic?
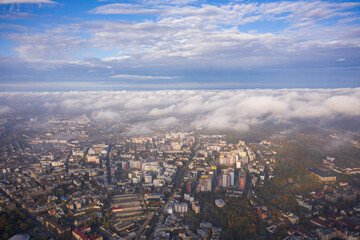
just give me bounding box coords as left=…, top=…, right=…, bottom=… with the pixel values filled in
left=65, top=149, right=72, bottom=173
left=106, top=144, right=113, bottom=184
left=152, top=158, right=190, bottom=238
left=135, top=212, right=155, bottom=239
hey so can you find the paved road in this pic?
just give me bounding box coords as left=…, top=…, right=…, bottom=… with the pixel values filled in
left=135, top=212, right=155, bottom=239
left=106, top=144, right=113, bottom=184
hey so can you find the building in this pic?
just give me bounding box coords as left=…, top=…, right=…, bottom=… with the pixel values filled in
left=325, top=193, right=341, bottom=203
left=219, top=168, right=234, bottom=187
left=257, top=207, right=268, bottom=220
left=238, top=171, right=246, bottom=189
left=309, top=169, right=336, bottom=182
left=86, top=155, right=99, bottom=164
left=219, top=152, right=238, bottom=166
left=73, top=226, right=103, bottom=240
left=145, top=193, right=164, bottom=202
left=192, top=201, right=200, bottom=214
left=199, top=178, right=212, bottom=192
left=144, top=174, right=153, bottom=184
left=316, top=228, right=337, bottom=240
left=287, top=214, right=299, bottom=225
left=174, top=203, right=188, bottom=213
left=8, top=234, right=30, bottom=240
left=186, top=181, right=192, bottom=193
left=215, top=199, right=225, bottom=208
left=129, top=160, right=142, bottom=169
left=45, top=219, right=69, bottom=235
left=111, top=207, right=123, bottom=213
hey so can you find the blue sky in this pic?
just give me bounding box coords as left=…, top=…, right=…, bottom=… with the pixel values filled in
left=0, top=0, right=360, bottom=91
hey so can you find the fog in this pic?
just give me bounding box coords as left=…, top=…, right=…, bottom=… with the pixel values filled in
left=0, top=88, right=359, bottom=132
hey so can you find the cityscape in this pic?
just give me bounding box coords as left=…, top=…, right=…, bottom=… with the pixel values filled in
left=1, top=0, right=360, bottom=239
left=0, top=108, right=359, bottom=239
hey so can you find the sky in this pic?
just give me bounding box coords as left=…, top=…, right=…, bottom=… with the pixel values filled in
left=0, top=0, right=360, bottom=90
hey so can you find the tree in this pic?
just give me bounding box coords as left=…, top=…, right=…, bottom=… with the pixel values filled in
left=2, top=233, right=9, bottom=240
left=20, top=222, right=28, bottom=231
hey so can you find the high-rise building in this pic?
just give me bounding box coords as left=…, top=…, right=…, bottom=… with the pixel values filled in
left=220, top=168, right=234, bottom=187
left=239, top=171, right=246, bottom=189
left=192, top=201, right=200, bottom=214
left=229, top=170, right=235, bottom=186
left=186, top=181, right=192, bottom=193
left=236, top=159, right=242, bottom=169
left=129, top=160, right=142, bottom=169
left=121, top=161, right=128, bottom=170
left=199, top=178, right=212, bottom=192
left=174, top=203, right=188, bottom=213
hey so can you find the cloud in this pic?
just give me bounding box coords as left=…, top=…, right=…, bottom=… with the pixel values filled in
left=6, top=1, right=360, bottom=82
left=324, top=95, right=360, bottom=115
left=0, top=89, right=359, bottom=134
left=101, top=56, right=131, bottom=62
left=91, top=110, right=120, bottom=120
left=336, top=58, right=346, bottom=62
left=90, top=3, right=162, bottom=15
left=154, top=117, right=179, bottom=128
left=1, top=1, right=360, bottom=88
left=110, top=74, right=179, bottom=80
left=0, top=0, right=56, bottom=4
left=0, top=106, right=10, bottom=114
left=127, top=123, right=154, bottom=136
left=8, top=30, right=87, bottom=61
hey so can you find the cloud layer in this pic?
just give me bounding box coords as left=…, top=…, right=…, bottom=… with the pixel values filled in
left=1, top=89, right=359, bottom=133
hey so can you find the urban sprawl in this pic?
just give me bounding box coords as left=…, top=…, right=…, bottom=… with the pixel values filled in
left=0, top=114, right=359, bottom=240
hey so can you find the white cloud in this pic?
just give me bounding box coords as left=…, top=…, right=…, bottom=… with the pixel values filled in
left=6, top=1, right=360, bottom=75
left=9, top=30, right=87, bottom=61
left=0, top=0, right=56, bottom=4
left=90, top=3, right=162, bottom=15
left=336, top=58, right=346, bottom=62
left=92, top=110, right=120, bottom=120
left=140, top=0, right=198, bottom=6
left=154, top=117, right=179, bottom=128
left=0, top=89, right=359, bottom=134
left=127, top=123, right=154, bottom=136
left=101, top=56, right=131, bottom=62
left=324, top=95, right=360, bottom=115
left=110, top=74, right=179, bottom=80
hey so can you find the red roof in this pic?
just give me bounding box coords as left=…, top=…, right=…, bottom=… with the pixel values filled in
left=90, top=235, right=103, bottom=240
left=77, top=226, right=91, bottom=232
left=310, top=218, right=329, bottom=228
left=338, top=219, right=358, bottom=230
left=73, top=229, right=88, bottom=240
left=257, top=208, right=267, bottom=219
left=295, top=227, right=311, bottom=237
left=111, top=207, right=123, bottom=211
left=329, top=214, right=342, bottom=221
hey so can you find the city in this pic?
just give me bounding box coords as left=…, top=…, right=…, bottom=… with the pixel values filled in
left=0, top=0, right=360, bottom=239
left=0, top=113, right=359, bottom=239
